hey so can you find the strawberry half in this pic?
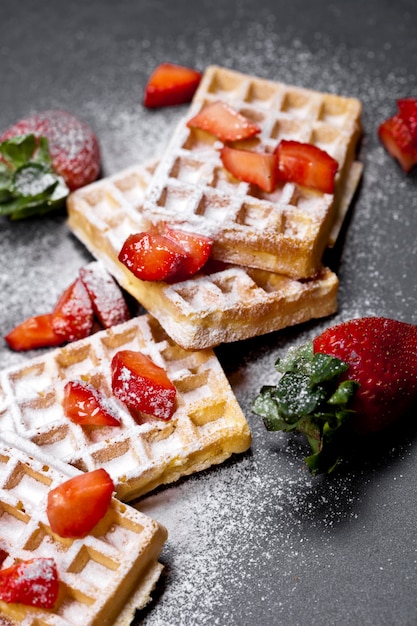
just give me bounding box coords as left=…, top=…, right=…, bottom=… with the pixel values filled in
left=111, top=349, right=177, bottom=420
left=51, top=277, right=94, bottom=342
left=0, top=558, right=59, bottom=608
left=274, top=140, right=339, bottom=193
left=252, top=317, right=417, bottom=474
left=0, top=110, right=100, bottom=190
left=4, top=313, right=63, bottom=351
left=187, top=100, right=261, bottom=142
left=79, top=262, right=130, bottom=328
left=144, top=63, right=202, bottom=108
left=220, top=146, right=278, bottom=192
left=47, top=469, right=114, bottom=538
left=63, top=380, right=121, bottom=427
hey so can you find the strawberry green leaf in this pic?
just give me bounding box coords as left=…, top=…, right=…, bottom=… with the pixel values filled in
left=0, top=134, right=37, bottom=168
left=0, top=133, right=68, bottom=220
left=252, top=341, right=359, bottom=474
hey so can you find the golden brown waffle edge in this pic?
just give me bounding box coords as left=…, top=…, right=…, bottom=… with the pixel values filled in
left=67, top=160, right=340, bottom=351
left=0, top=315, right=251, bottom=503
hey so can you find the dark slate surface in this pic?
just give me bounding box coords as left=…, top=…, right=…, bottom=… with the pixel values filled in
left=1, top=1, right=417, bottom=624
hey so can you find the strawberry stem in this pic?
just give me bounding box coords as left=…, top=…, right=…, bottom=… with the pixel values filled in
left=252, top=342, right=359, bottom=474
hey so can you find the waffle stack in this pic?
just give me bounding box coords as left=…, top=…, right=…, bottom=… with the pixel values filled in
left=67, top=66, right=362, bottom=350
left=0, top=431, right=167, bottom=625
left=0, top=314, right=251, bottom=503
left=68, top=161, right=339, bottom=350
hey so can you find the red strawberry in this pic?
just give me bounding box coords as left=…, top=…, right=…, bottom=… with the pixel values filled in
left=162, top=225, right=213, bottom=279
left=0, top=550, right=8, bottom=567
left=111, top=350, right=177, bottom=420
left=252, top=317, right=417, bottom=474
left=274, top=140, right=339, bottom=193
left=187, top=100, right=261, bottom=142
left=397, top=97, right=417, bottom=136
left=63, top=380, right=121, bottom=427
left=79, top=262, right=130, bottom=328
left=47, top=469, right=114, bottom=538
left=4, top=313, right=63, bottom=351
left=220, top=146, right=278, bottom=192
left=118, top=231, right=187, bottom=282
left=0, top=558, right=59, bottom=608
left=144, top=63, right=202, bottom=108
left=378, top=112, right=417, bottom=173
left=0, top=110, right=100, bottom=190
left=313, top=317, right=417, bottom=433
left=51, top=277, right=94, bottom=342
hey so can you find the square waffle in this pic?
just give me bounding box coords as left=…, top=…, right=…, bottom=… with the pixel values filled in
left=67, top=161, right=339, bottom=351
left=0, top=314, right=251, bottom=502
left=0, top=431, right=167, bottom=625
left=141, top=65, right=362, bottom=279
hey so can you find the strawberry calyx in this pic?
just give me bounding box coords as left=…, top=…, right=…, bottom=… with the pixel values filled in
left=0, top=134, right=68, bottom=220
left=252, top=341, right=359, bottom=475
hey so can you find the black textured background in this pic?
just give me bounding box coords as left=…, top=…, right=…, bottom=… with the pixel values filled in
left=1, top=1, right=417, bottom=624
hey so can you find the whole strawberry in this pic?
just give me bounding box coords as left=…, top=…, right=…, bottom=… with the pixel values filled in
left=0, top=109, right=100, bottom=190
left=252, top=317, right=417, bottom=474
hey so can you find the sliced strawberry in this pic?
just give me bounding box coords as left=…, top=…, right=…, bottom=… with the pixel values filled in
left=79, top=262, right=130, bottom=328
left=378, top=114, right=417, bottom=173
left=220, top=146, right=278, bottom=192
left=118, top=231, right=187, bottom=282
left=274, top=140, right=339, bottom=193
left=144, top=63, right=202, bottom=108
left=0, top=558, right=59, bottom=608
left=63, top=380, right=121, bottom=427
left=162, top=225, right=213, bottom=279
left=47, top=469, right=114, bottom=538
left=51, top=277, right=94, bottom=342
left=0, top=110, right=100, bottom=190
left=4, top=313, right=63, bottom=351
left=187, top=100, right=261, bottom=143
left=111, top=350, right=176, bottom=420
left=397, top=97, right=417, bottom=137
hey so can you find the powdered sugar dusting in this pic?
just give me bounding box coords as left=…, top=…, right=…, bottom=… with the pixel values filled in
left=126, top=19, right=417, bottom=626
left=1, top=6, right=417, bottom=625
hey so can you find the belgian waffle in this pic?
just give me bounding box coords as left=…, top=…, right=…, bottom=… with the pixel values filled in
left=0, top=431, right=167, bottom=626
left=0, top=314, right=251, bottom=502
left=140, top=65, right=363, bottom=279
left=67, top=161, right=339, bottom=351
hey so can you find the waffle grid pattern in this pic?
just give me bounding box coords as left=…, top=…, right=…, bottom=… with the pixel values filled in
left=68, top=162, right=339, bottom=350
left=0, top=432, right=166, bottom=626
left=142, top=66, right=362, bottom=278
left=0, top=315, right=251, bottom=502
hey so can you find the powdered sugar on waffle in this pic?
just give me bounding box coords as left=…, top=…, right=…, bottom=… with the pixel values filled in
left=2, top=13, right=417, bottom=626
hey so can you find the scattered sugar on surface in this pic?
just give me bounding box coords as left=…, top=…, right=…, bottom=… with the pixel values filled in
left=2, top=13, right=417, bottom=626
left=122, top=23, right=417, bottom=626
